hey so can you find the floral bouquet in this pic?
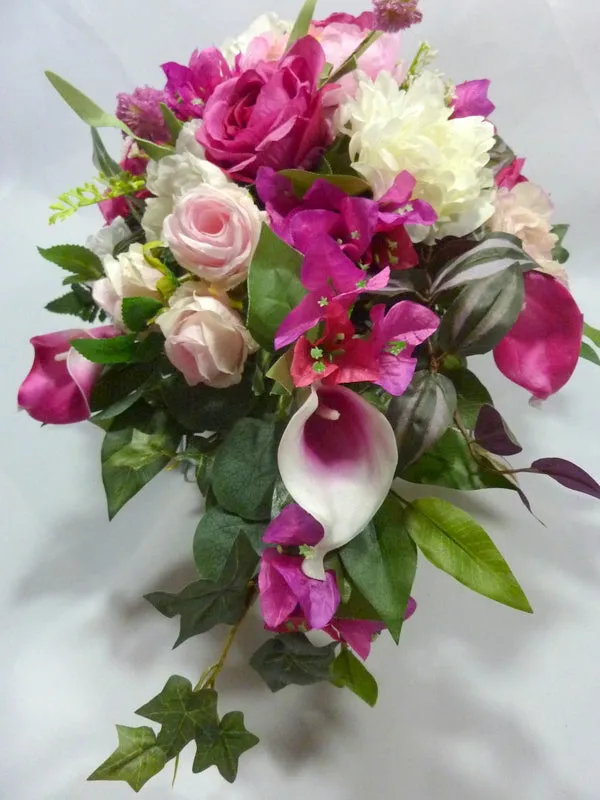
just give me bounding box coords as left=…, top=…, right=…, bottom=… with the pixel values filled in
left=18, top=0, right=600, bottom=792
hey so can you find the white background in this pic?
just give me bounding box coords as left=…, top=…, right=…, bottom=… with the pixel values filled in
left=2, top=0, right=600, bottom=798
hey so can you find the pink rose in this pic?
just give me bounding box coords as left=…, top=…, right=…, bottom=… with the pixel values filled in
left=18, top=327, right=117, bottom=425
left=197, top=36, right=335, bottom=183
left=157, top=287, right=258, bottom=388
left=163, top=185, right=262, bottom=288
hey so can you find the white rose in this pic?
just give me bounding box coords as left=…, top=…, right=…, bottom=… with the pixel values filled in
left=142, top=122, right=229, bottom=241
left=92, top=243, right=163, bottom=326
left=489, top=181, right=568, bottom=284
left=85, top=217, right=131, bottom=258
left=163, top=184, right=263, bottom=289
left=157, top=286, right=258, bottom=389
left=338, top=70, right=496, bottom=242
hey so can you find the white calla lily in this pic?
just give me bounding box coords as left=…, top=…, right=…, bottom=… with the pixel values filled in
left=278, top=384, right=398, bottom=580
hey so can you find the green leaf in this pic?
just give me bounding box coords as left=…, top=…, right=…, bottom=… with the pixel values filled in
left=136, top=676, right=218, bottom=761
left=445, top=368, right=493, bottom=430
left=122, top=297, right=164, bottom=333
left=193, top=711, right=259, bottom=783
left=404, top=497, right=533, bottom=613
left=37, top=243, right=103, bottom=280
left=266, top=351, right=295, bottom=395
left=46, top=70, right=129, bottom=130
left=285, top=0, right=318, bottom=52
left=279, top=169, right=370, bottom=198
left=247, top=224, right=305, bottom=350
left=146, top=535, right=258, bottom=646
left=400, top=426, right=520, bottom=493
left=91, top=363, right=156, bottom=414
left=250, top=633, right=337, bottom=692
left=88, top=725, right=167, bottom=792
left=387, top=371, right=457, bottom=468
left=580, top=341, right=600, bottom=366
left=160, top=103, right=184, bottom=142
left=583, top=322, right=600, bottom=348
left=212, top=417, right=280, bottom=521
left=551, top=224, right=570, bottom=264
left=437, top=265, right=525, bottom=356
left=101, top=404, right=182, bottom=519
left=161, top=366, right=254, bottom=433
left=45, top=287, right=100, bottom=323
left=340, top=495, right=417, bottom=642
left=330, top=647, right=378, bottom=707
left=91, top=128, right=120, bottom=176
left=71, top=334, right=138, bottom=364
left=193, top=507, right=266, bottom=581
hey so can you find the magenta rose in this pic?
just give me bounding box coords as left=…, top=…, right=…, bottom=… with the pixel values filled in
left=18, top=327, right=117, bottom=425
left=197, top=36, right=335, bottom=183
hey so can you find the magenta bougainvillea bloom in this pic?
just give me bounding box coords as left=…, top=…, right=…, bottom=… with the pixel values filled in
left=258, top=504, right=340, bottom=629
left=452, top=79, right=496, bottom=120
left=198, top=37, right=336, bottom=183
left=494, top=272, right=584, bottom=400
left=18, top=327, right=117, bottom=425
left=496, top=157, right=528, bottom=190
left=372, top=0, right=423, bottom=32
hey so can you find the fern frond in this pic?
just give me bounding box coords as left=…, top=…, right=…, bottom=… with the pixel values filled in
left=49, top=172, right=146, bottom=225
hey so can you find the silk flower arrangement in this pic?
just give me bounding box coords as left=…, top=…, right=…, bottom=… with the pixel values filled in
left=18, top=0, right=600, bottom=792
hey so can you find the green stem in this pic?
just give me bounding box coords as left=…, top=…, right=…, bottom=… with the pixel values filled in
left=325, top=30, right=383, bottom=85
left=400, top=41, right=433, bottom=90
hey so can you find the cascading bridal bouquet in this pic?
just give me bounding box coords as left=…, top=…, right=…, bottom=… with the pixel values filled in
left=18, top=0, right=600, bottom=792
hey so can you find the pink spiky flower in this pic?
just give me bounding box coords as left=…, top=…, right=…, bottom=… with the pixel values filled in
left=372, top=0, right=423, bottom=32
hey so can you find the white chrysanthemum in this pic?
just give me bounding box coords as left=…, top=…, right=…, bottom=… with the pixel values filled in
left=338, top=70, right=496, bottom=241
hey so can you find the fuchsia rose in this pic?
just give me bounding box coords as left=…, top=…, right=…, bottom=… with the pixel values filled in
left=18, top=327, right=117, bottom=425
left=494, top=272, right=584, bottom=400
left=162, top=48, right=236, bottom=121
left=163, top=184, right=263, bottom=288
left=197, top=36, right=335, bottom=183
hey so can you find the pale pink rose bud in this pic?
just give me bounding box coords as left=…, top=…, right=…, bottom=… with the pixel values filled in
left=157, top=287, right=258, bottom=388
left=163, top=185, right=263, bottom=289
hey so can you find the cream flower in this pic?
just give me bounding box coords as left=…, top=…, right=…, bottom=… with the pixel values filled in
left=92, top=244, right=163, bottom=326
left=489, top=181, right=568, bottom=284
left=338, top=70, right=496, bottom=241
left=221, top=13, right=291, bottom=66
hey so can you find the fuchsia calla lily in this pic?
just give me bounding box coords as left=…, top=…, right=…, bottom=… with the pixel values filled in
left=277, top=384, right=398, bottom=579
left=494, top=272, right=584, bottom=400
left=18, top=327, right=117, bottom=425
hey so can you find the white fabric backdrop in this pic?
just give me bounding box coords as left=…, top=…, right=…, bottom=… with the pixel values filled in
left=2, top=1, right=600, bottom=798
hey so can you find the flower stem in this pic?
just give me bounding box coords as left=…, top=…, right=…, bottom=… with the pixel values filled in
left=194, top=586, right=257, bottom=692
left=325, top=30, right=383, bottom=86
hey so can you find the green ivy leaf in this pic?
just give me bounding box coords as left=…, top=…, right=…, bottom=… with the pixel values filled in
left=387, top=371, right=457, bottom=468
left=161, top=366, right=255, bottom=433
left=101, top=404, right=182, bottom=519
left=437, top=265, right=525, bottom=356
left=279, top=169, right=370, bottom=198
left=193, top=507, right=266, bottom=581
left=285, top=0, right=318, bottom=52
left=404, top=497, right=533, bottom=613
left=122, top=297, right=164, bottom=333
left=88, top=725, right=167, bottom=792
left=193, top=711, right=259, bottom=783
left=136, top=676, right=218, bottom=761
left=247, top=224, right=305, bottom=350
left=37, top=243, right=103, bottom=280
left=146, top=535, right=258, bottom=646
left=330, top=646, right=378, bottom=707
left=212, top=417, right=281, bottom=521
left=340, top=495, right=417, bottom=643
left=251, top=633, right=337, bottom=692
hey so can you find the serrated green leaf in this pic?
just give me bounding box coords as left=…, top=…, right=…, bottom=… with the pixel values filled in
left=71, top=334, right=138, bottom=364
left=387, top=371, right=457, bottom=468
left=45, top=288, right=99, bottom=322
left=193, top=508, right=266, bottom=581
left=212, top=417, right=281, bottom=521
left=136, top=676, right=218, bottom=761
left=146, top=535, right=258, bottom=646
left=330, top=647, right=378, bottom=707
left=193, top=711, right=259, bottom=783
left=250, top=633, right=337, bottom=692
left=247, top=224, right=305, bottom=350
left=580, top=341, right=600, bottom=366
left=88, top=725, right=166, bottom=792
left=122, top=297, right=164, bottom=333
left=340, top=495, right=417, bottom=642
left=101, top=404, right=182, bottom=519
left=404, top=498, right=533, bottom=612
left=38, top=243, right=103, bottom=280
left=285, top=0, right=318, bottom=52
